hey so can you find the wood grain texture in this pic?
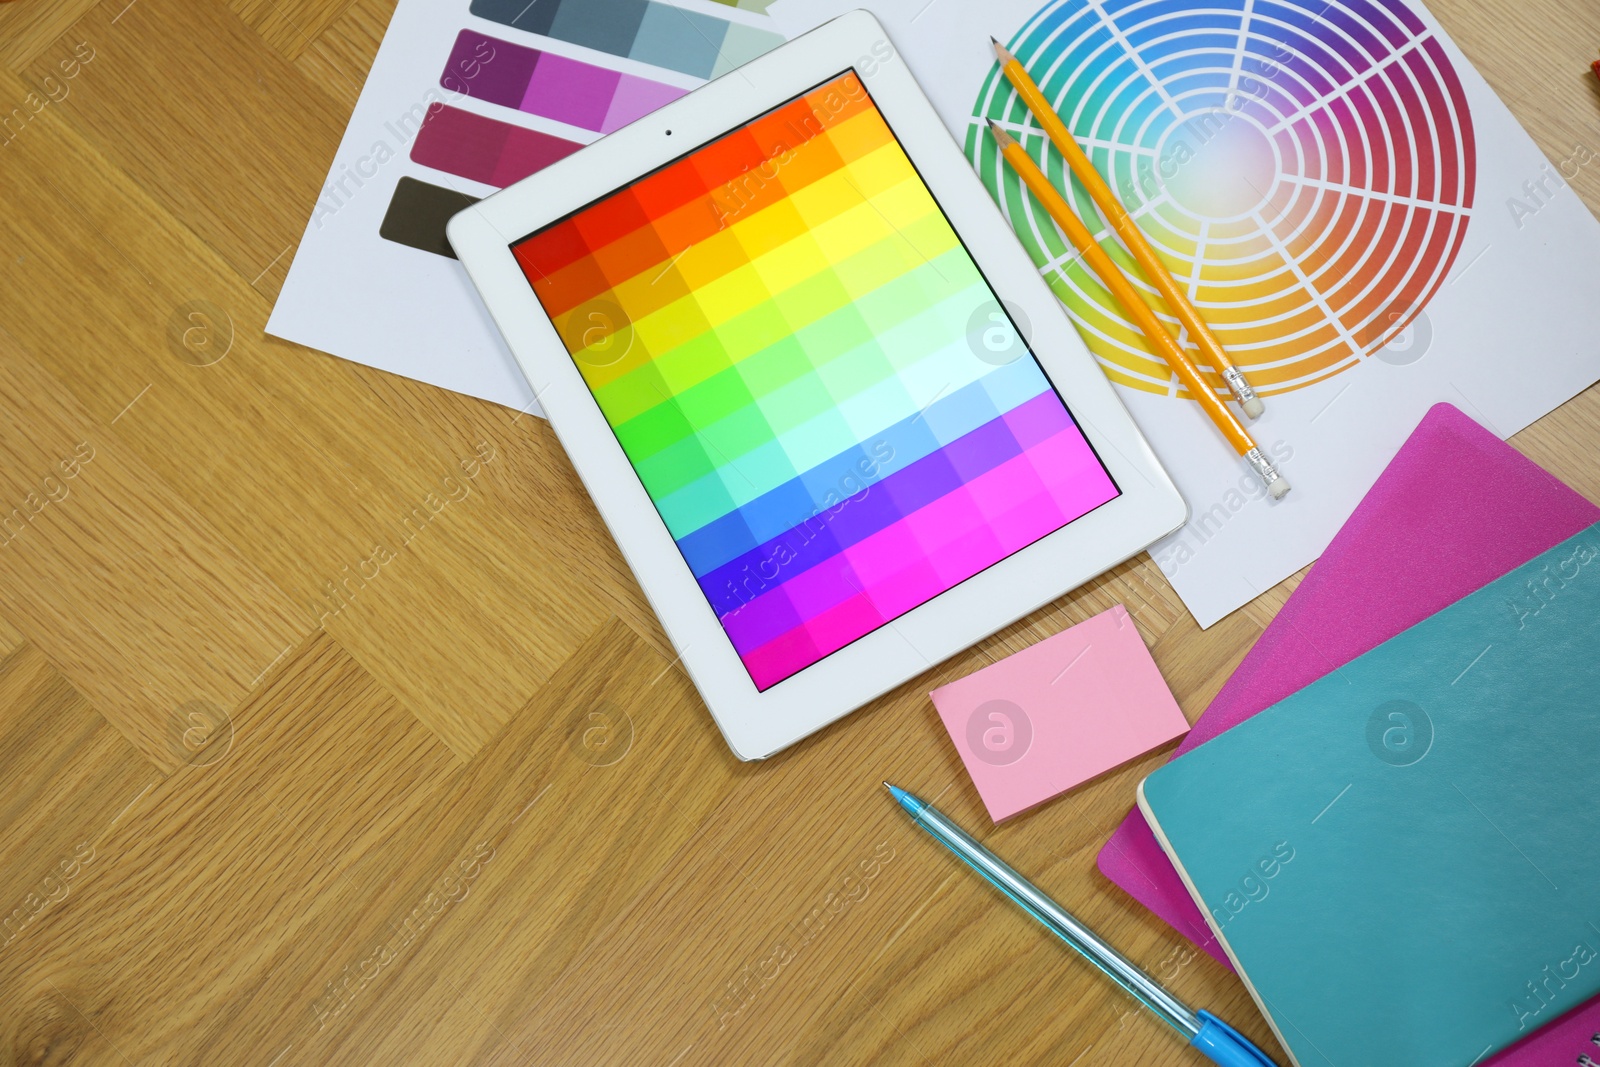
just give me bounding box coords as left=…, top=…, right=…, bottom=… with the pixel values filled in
left=0, top=0, right=1595, bottom=1062
left=230, top=0, right=361, bottom=62
left=0, top=615, right=23, bottom=660
left=294, top=0, right=398, bottom=111
left=0, top=0, right=98, bottom=71
left=0, top=644, right=158, bottom=931
left=0, top=336, right=310, bottom=773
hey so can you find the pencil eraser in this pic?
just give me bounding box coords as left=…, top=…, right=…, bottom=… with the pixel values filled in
left=1268, top=476, right=1291, bottom=500
left=1242, top=397, right=1265, bottom=419
left=929, top=605, right=1190, bottom=822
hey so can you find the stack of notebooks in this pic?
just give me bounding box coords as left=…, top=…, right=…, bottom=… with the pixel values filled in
left=1103, top=404, right=1600, bottom=1067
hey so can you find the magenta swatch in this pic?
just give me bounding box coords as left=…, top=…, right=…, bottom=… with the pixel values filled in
left=444, top=29, right=686, bottom=135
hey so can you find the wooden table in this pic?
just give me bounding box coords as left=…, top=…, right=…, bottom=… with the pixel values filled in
left=0, top=1, right=1595, bottom=1062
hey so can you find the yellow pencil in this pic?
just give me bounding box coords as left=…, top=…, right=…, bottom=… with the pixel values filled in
left=987, top=121, right=1289, bottom=499
left=992, top=38, right=1265, bottom=420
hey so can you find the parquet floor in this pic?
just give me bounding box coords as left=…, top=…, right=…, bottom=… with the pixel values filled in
left=0, top=0, right=1596, bottom=1063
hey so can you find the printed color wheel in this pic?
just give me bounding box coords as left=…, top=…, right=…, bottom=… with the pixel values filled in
left=970, top=0, right=1477, bottom=398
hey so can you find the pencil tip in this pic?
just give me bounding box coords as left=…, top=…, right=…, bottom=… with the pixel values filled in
left=986, top=119, right=1013, bottom=147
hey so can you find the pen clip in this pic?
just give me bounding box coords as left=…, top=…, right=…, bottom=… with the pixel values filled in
left=1190, top=1010, right=1280, bottom=1067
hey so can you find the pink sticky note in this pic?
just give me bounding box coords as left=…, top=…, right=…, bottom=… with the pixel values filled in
left=930, top=605, right=1189, bottom=822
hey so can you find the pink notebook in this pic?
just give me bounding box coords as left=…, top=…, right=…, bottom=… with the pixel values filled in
left=1097, top=403, right=1600, bottom=1064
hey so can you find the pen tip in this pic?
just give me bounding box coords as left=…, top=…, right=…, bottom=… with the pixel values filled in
left=885, top=783, right=922, bottom=814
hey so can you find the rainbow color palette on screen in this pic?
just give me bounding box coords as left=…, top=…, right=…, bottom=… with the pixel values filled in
left=449, top=12, right=1184, bottom=758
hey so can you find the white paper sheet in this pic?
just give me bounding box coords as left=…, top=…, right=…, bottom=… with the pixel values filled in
left=772, top=0, right=1600, bottom=627
left=268, top=0, right=785, bottom=414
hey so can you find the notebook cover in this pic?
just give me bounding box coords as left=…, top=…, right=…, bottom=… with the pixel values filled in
left=1099, top=404, right=1600, bottom=1062
left=1138, top=524, right=1600, bottom=1067
left=1100, top=405, right=1600, bottom=955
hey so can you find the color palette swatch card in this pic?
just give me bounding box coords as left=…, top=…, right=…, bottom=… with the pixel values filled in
left=269, top=0, right=786, bottom=411
left=444, top=29, right=688, bottom=135
left=510, top=73, right=1121, bottom=690
left=469, top=0, right=779, bottom=80
left=771, top=0, right=1600, bottom=628
left=929, top=605, right=1188, bottom=822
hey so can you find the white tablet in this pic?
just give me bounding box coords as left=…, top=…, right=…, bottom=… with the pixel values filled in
left=448, top=10, right=1185, bottom=760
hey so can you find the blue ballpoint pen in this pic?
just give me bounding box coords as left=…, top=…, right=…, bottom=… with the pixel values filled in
left=886, top=783, right=1279, bottom=1067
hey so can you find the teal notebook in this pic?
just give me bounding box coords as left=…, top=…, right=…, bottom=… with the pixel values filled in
left=1138, top=524, right=1600, bottom=1067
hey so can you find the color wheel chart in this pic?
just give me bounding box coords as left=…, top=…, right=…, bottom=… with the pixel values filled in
left=383, top=0, right=785, bottom=258
left=969, top=0, right=1477, bottom=398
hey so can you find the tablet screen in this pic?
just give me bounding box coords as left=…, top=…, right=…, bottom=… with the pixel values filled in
left=512, top=71, right=1119, bottom=691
